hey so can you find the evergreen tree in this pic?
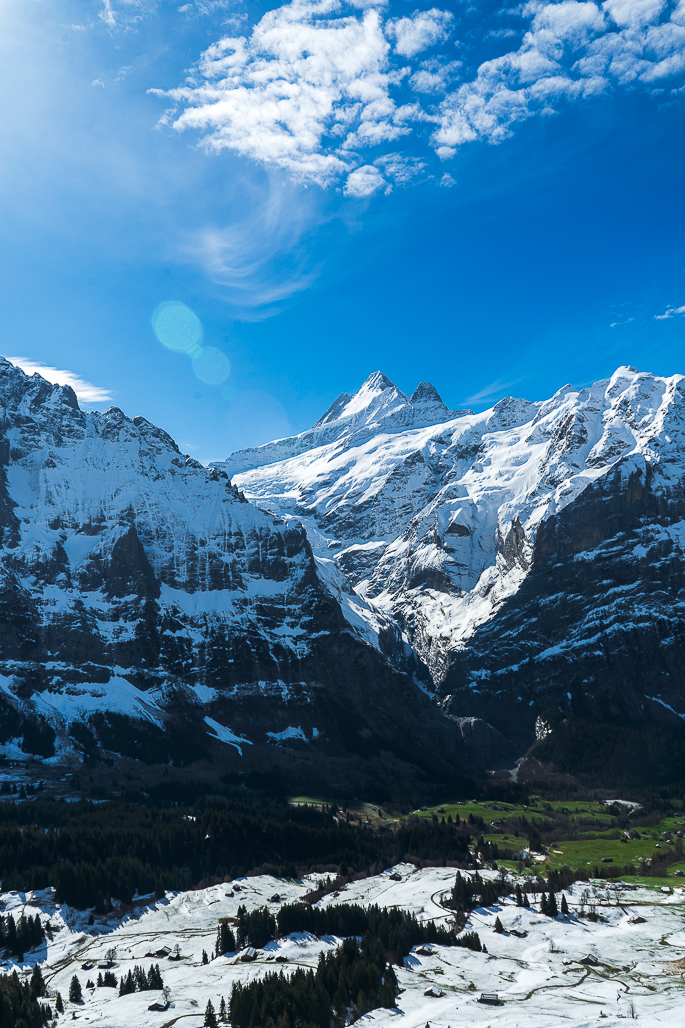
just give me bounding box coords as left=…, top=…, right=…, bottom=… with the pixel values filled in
left=55, top=992, right=64, bottom=1013
left=216, top=920, right=236, bottom=957
left=30, top=964, right=45, bottom=998
left=204, top=999, right=218, bottom=1028
left=540, top=892, right=548, bottom=916
left=97, top=973, right=103, bottom=987
left=561, top=894, right=569, bottom=917
left=202, top=949, right=209, bottom=965
left=548, top=892, right=559, bottom=918
left=147, top=964, right=164, bottom=990
left=69, top=976, right=82, bottom=1003
left=515, top=884, right=523, bottom=906
left=494, top=917, right=504, bottom=934
left=523, top=892, right=530, bottom=908
left=119, top=970, right=135, bottom=996
left=219, top=996, right=227, bottom=1022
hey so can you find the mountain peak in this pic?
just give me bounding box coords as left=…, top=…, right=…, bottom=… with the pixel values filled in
left=315, top=372, right=406, bottom=428
left=410, top=381, right=443, bottom=405
left=362, top=371, right=397, bottom=392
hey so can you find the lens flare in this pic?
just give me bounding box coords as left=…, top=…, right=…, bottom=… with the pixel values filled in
left=192, top=347, right=231, bottom=385
left=152, top=301, right=203, bottom=354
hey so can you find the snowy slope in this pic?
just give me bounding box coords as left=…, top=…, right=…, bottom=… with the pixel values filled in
left=218, top=367, right=685, bottom=742
left=221, top=373, right=466, bottom=479
left=0, top=358, right=479, bottom=774
left=9, top=865, right=685, bottom=1027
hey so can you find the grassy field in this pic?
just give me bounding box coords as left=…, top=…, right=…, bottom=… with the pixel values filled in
left=289, top=794, right=685, bottom=893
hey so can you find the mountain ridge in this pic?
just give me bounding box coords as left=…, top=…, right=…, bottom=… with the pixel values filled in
left=221, top=371, right=468, bottom=479
left=0, top=356, right=501, bottom=793
left=218, top=364, right=685, bottom=753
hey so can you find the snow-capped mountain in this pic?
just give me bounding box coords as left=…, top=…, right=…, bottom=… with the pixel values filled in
left=221, top=371, right=466, bottom=479
left=0, top=358, right=493, bottom=779
left=216, top=367, right=685, bottom=747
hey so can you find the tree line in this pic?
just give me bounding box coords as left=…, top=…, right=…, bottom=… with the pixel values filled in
left=230, top=936, right=398, bottom=1028
left=0, top=965, right=52, bottom=1028
left=0, top=798, right=489, bottom=909
left=219, top=899, right=484, bottom=962
left=0, top=913, right=44, bottom=959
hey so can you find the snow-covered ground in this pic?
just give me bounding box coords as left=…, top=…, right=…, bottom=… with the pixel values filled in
left=6, top=864, right=685, bottom=1027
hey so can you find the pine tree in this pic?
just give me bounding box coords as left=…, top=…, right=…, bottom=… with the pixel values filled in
left=219, top=996, right=227, bottom=1022
left=515, top=884, right=523, bottom=906
left=204, top=999, right=218, bottom=1028
left=523, top=892, right=530, bottom=908
left=561, top=893, right=569, bottom=917
left=540, top=892, right=548, bottom=916
left=69, top=976, right=82, bottom=1003
left=202, top=949, right=209, bottom=965
left=548, top=892, right=559, bottom=918
left=30, top=964, right=45, bottom=998
left=97, top=973, right=103, bottom=987
left=55, top=993, right=64, bottom=1013
left=494, top=916, right=504, bottom=934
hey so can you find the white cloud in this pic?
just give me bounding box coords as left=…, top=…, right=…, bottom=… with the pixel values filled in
left=3, top=357, right=113, bottom=404
left=410, top=58, right=461, bottom=93
left=375, top=151, right=425, bottom=183
left=153, top=0, right=404, bottom=186
left=431, top=0, right=685, bottom=152
left=655, top=303, right=685, bottom=318
left=344, top=164, right=387, bottom=195
left=386, top=8, right=454, bottom=57
left=100, top=0, right=117, bottom=28
left=603, top=0, right=666, bottom=28
left=154, top=0, right=685, bottom=190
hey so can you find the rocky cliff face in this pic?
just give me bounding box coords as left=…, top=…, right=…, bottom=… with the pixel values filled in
left=0, top=358, right=494, bottom=782
left=217, top=367, right=685, bottom=753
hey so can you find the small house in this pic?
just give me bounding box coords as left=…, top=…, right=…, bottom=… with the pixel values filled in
left=478, top=993, right=499, bottom=1005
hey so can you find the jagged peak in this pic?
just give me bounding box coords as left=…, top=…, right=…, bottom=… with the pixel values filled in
left=410, top=381, right=444, bottom=405
left=361, top=371, right=398, bottom=393
left=315, top=372, right=405, bottom=428
left=0, top=355, right=81, bottom=412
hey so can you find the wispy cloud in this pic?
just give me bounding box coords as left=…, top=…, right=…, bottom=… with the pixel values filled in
left=464, top=377, right=523, bottom=403
left=183, top=177, right=323, bottom=311
left=4, top=357, right=113, bottom=404
left=100, top=0, right=117, bottom=28
left=655, top=303, right=685, bottom=319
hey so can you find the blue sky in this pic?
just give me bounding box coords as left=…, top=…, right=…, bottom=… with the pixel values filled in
left=1, top=0, right=684, bottom=462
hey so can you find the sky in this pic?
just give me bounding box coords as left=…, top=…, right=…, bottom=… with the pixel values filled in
left=1, top=0, right=684, bottom=463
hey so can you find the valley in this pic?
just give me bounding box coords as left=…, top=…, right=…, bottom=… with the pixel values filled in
left=5, top=860, right=685, bottom=1027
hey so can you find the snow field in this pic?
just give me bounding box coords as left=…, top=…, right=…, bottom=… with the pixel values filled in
left=2, top=865, right=685, bottom=1027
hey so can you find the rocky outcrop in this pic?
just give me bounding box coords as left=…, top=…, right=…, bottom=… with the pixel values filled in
left=438, top=462, right=685, bottom=744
